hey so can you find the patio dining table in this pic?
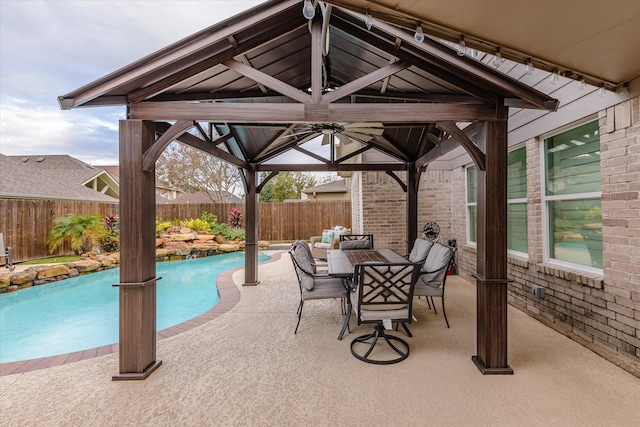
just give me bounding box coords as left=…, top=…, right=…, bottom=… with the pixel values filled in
left=327, top=248, right=409, bottom=339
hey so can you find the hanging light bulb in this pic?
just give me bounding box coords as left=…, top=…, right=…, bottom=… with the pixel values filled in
left=302, top=0, right=315, bottom=20
left=492, top=47, right=504, bottom=67
left=618, top=83, right=630, bottom=96
left=550, top=68, right=560, bottom=85
left=414, top=24, right=424, bottom=43
left=364, top=10, right=373, bottom=30
left=525, top=58, right=535, bottom=75
left=598, top=84, right=606, bottom=97
left=577, top=76, right=587, bottom=90
left=456, top=35, right=466, bottom=56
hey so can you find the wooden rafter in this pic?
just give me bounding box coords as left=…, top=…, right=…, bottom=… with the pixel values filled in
left=322, top=61, right=409, bottom=103
left=437, top=121, right=486, bottom=170
left=143, top=120, right=194, bottom=172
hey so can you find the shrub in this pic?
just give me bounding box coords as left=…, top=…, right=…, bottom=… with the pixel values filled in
left=200, top=211, right=218, bottom=225
left=96, top=214, right=120, bottom=253
left=156, top=217, right=173, bottom=234
left=47, top=213, right=104, bottom=255
left=228, top=207, right=242, bottom=228
left=181, top=218, right=210, bottom=232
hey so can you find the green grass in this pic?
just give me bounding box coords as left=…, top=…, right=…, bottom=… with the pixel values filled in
left=21, top=256, right=83, bottom=265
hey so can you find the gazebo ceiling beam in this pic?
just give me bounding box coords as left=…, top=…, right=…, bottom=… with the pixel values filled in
left=256, top=163, right=406, bottom=172
left=129, top=101, right=499, bottom=122
left=321, top=61, right=409, bottom=103
left=127, top=20, right=306, bottom=104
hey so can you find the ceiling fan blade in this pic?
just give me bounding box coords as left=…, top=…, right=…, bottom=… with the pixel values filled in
left=342, top=131, right=374, bottom=142
left=321, top=134, right=331, bottom=146
left=342, top=122, right=383, bottom=129
left=335, top=134, right=352, bottom=145
left=344, top=127, right=385, bottom=136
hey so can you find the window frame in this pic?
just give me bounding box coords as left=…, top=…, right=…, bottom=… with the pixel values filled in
left=540, top=116, right=602, bottom=274
left=506, top=144, right=528, bottom=258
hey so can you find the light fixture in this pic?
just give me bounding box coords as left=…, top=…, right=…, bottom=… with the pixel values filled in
left=492, top=47, right=504, bottom=67
left=577, top=76, right=587, bottom=90
left=525, top=58, right=535, bottom=75
left=550, top=68, right=559, bottom=85
left=364, top=10, right=373, bottom=30
left=414, top=24, right=424, bottom=43
left=618, top=83, right=630, bottom=96
left=598, top=84, right=606, bottom=97
left=302, top=0, right=315, bottom=20
left=456, top=35, right=466, bottom=56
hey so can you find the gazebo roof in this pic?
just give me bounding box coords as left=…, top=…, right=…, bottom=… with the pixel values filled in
left=58, top=0, right=558, bottom=173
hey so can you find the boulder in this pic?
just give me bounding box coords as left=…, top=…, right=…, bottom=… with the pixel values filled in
left=165, top=241, right=192, bottom=256
left=194, top=235, right=216, bottom=242
left=171, top=233, right=197, bottom=242
left=192, top=243, right=217, bottom=252
left=37, top=264, right=71, bottom=279
left=215, top=235, right=226, bottom=244
left=10, top=270, right=37, bottom=285
left=258, top=240, right=271, bottom=248
left=219, top=243, right=240, bottom=252
left=68, top=268, right=79, bottom=278
left=107, top=252, right=120, bottom=263
left=155, top=248, right=176, bottom=257
left=0, top=273, right=11, bottom=289
left=156, top=239, right=165, bottom=247
left=99, top=256, right=116, bottom=267
left=72, top=259, right=102, bottom=273
left=179, top=227, right=192, bottom=234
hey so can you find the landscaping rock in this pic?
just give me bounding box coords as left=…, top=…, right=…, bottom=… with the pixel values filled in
left=10, top=270, right=37, bottom=285
left=194, top=235, right=216, bottom=242
left=98, top=256, right=116, bottom=267
left=179, top=227, right=192, bottom=234
left=72, top=259, right=101, bottom=273
left=156, top=239, right=164, bottom=247
left=215, top=235, right=226, bottom=244
left=171, top=233, right=197, bottom=242
left=165, top=242, right=191, bottom=256
left=37, top=264, right=71, bottom=279
left=219, top=243, right=240, bottom=252
left=108, top=253, right=120, bottom=263
left=0, top=273, right=11, bottom=289
left=68, top=268, right=79, bottom=278
left=156, top=248, right=176, bottom=257
left=192, top=243, right=218, bottom=252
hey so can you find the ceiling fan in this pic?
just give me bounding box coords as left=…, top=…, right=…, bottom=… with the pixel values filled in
left=280, top=122, right=385, bottom=146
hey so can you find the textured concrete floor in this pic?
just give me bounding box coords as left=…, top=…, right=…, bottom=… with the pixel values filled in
left=1, top=252, right=639, bottom=426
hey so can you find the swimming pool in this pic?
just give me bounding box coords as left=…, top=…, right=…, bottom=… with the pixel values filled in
left=0, top=251, right=270, bottom=363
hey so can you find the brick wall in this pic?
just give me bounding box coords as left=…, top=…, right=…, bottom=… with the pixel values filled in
left=355, top=97, right=639, bottom=372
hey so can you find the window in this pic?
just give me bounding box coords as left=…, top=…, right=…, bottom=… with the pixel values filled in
left=466, top=146, right=528, bottom=254
left=543, top=120, right=601, bottom=270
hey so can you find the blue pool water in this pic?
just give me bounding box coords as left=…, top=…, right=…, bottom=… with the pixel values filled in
left=0, top=252, right=270, bottom=363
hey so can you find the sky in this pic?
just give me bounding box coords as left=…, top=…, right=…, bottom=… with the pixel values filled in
left=0, top=0, right=268, bottom=165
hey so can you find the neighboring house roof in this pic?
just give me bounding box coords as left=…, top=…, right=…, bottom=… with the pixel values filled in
left=95, top=165, right=180, bottom=191
left=173, top=191, right=243, bottom=204
left=0, top=154, right=119, bottom=202
left=302, top=180, right=348, bottom=194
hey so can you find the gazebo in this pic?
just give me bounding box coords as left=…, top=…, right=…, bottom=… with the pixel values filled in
left=58, top=0, right=567, bottom=379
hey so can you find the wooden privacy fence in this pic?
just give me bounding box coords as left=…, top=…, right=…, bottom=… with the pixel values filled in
left=0, top=199, right=351, bottom=263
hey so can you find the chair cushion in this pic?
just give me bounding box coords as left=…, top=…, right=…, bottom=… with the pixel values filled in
left=313, top=242, right=332, bottom=249
left=301, top=278, right=347, bottom=300
left=321, top=230, right=334, bottom=243
left=421, top=243, right=451, bottom=283
left=409, top=238, right=434, bottom=263
left=340, top=239, right=372, bottom=250
left=414, top=277, right=443, bottom=297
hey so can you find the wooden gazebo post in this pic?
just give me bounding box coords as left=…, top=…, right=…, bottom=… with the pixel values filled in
left=406, top=162, right=419, bottom=255
left=472, top=107, right=513, bottom=374
left=244, top=163, right=259, bottom=286
left=112, top=119, right=162, bottom=380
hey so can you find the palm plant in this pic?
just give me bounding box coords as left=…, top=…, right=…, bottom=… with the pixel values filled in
left=47, top=213, right=104, bottom=254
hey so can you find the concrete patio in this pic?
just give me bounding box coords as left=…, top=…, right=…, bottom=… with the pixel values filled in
left=1, top=252, right=638, bottom=426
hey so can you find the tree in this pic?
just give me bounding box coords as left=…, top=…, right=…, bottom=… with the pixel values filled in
left=259, top=172, right=316, bottom=202
left=156, top=142, right=242, bottom=202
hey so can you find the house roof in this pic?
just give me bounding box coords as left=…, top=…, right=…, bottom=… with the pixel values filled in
left=0, top=155, right=119, bottom=202
left=58, top=0, right=560, bottom=175
left=302, top=179, right=348, bottom=194
left=95, top=165, right=180, bottom=191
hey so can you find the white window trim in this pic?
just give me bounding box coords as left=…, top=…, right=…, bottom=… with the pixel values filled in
left=540, top=118, right=603, bottom=274
left=465, top=164, right=477, bottom=246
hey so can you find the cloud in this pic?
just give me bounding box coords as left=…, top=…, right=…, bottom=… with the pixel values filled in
left=0, top=1, right=265, bottom=163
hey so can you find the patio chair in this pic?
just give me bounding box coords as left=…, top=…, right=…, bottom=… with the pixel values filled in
left=0, top=233, right=15, bottom=272
left=289, top=241, right=348, bottom=334
left=406, top=237, right=435, bottom=263
left=339, top=234, right=374, bottom=250
left=413, top=242, right=456, bottom=328
left=309, top=228, right=350, bottom=259
left=350, top=262, right=421, bottom=364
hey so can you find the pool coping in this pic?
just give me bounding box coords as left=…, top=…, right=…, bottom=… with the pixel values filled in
left=0, top=251, right=284, bottom=376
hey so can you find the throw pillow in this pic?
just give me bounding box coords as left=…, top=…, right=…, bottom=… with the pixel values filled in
left=321, top=230, right=334, bottom=244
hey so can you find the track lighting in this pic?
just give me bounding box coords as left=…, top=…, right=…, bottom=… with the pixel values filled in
left=598, top=84, right=606, bottom=97
left=492, top=47, right=504, bottom=67
left=618, top=83, right=630, bottom=96
left=550, top=69, right=559, bottom=85
left=364, top=10, right=373, bottom=30
left=456, top=35, right=466, bottom=56
left=577, top=76, right=587, bottom=90
left=302, top=0, right=315, bottom=20
left=414, top=25, right=424, bottom=43
left=525, top=58, right=535, bottom=75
